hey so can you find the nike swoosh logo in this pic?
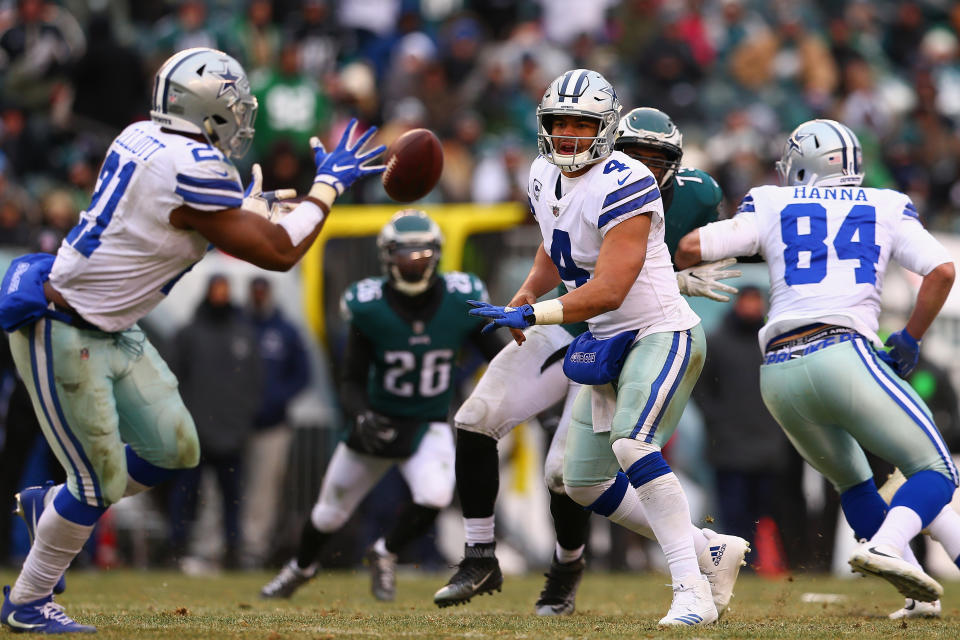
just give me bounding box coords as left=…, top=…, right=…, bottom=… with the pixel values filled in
left=868, top=546, right=897, bottom=559
left=210, top=169, right=230, bottom=177
left=617, top=173, right=632, bottom=186
left=6, top=612, right=43, bottom=630
left=467, top=569, right=494, bottom=591
left=332, top=163, right=355, bottom=172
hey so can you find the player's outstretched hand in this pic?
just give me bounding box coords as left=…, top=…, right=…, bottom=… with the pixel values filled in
left=310, top=119, right=386, bottom=196
left=242, top=163, right=297, bottom=220
left=676, top=257, right=742, bottom=302
left=881, top=328, right=920, bottom=377
left=467, top=300, right=535, bottom=334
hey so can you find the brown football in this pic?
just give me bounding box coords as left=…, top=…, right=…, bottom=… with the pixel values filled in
left=381, top=128, right=444, bottom=203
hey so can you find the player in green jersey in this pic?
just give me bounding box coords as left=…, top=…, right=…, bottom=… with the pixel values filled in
left=261, top=210, right=505, bottom=602
left=436, top=108, right=746, bottom=616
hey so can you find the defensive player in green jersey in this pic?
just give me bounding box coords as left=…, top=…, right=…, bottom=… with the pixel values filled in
left=261, top=210, right=505, bottom=602
left=437, top=107, right=746, bottom=617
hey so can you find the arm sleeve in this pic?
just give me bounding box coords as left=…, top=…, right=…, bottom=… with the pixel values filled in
left=891, top=215, right=953, bottom=276
left=174, top=153, right=244, bottom=211
left=699, top=210, right=762, bottom=262
left=338, top=323, right=373, bottom=419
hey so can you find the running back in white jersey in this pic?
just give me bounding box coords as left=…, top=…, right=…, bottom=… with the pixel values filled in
left=49, top=121, right=244, bottom=332
left=527, top=150, right=699, bottom=339
left=699, top=184, right=953, bottom=350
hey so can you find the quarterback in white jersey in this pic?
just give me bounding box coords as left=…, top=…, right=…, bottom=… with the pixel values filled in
left=0, top=47, right=385, bottom=634
left=677, top=118, right=960, bottom=609
left=463, top=69, right=721, bottom=627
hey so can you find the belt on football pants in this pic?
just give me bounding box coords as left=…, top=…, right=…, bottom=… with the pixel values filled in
left=763, top=323, right=859, bottom=364
left=43, top=281, right=103, bottom=332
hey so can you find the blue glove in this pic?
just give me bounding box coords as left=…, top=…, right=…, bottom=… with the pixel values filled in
left=310, top=118, right=386, bottom=196
left=881, top=328, right=920, bottom=377
left=467, top=300, right=536, bottom=334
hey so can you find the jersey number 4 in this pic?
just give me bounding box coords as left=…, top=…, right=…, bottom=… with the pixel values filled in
left=384, top=349, right=454, bottom=398
left=550, top=229, right=590, bottom=287
left=780, top=203, right=880, bottom=286
left=65, top=150, right=137, bottom=258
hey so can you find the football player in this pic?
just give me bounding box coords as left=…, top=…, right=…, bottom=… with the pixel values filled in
left=260, top=210, right=506, bottom=602
left=677, top=119, right=958, bottom=608
left=462, top=69, right=732, bottom=627
left=435, top=106, right=747, bottom=620
left=0, top=47, right=384, bottom=633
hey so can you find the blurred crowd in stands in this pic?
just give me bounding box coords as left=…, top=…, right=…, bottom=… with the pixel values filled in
left=2, top=0, right=960, bottom=246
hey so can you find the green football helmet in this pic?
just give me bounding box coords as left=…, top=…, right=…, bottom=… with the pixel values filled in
left=377, top=210, right=443, bottom=296
left=614, top=107, right=683, bottom=187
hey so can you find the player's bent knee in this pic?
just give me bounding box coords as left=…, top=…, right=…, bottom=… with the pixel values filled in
left=611, top=437, right=661, bottom=474
left=544, top=456, right=565, bottom=494
left=158, top=404, right=200, bottom=469
left=564, top=483, right=608, bottom=507
left=310, top=502, right=350, bottom=532
left=454, top=396, right=500, bottom=437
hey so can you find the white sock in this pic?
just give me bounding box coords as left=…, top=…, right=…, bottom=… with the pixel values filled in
left=926, top=504, right=960, bottom=567
left=633, top=473, right=700, bottom=582
left=602, top=486, right=708, bottom=555
left=44, top=485, right=63, bottom=509
left=871, top=506, right=923, bottom=552
left=901, top=542, right=921, bottom=569
left=464, top=516, right=495, bottom=545
left=10, top=505, right=93, bottom=603
left=373, top=537, right=396, bottom=559
left=555, top=543, right=584, bottom=563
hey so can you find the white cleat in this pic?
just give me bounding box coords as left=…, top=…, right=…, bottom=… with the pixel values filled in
left=848, top=543, right=943, bottom=603
left=889, top=598, right=941, bottom=619
left=657, top=576, right=718, bottom=627
left=698, top=528, right=749, bottom=617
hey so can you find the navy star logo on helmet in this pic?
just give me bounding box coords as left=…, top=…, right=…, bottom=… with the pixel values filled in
left=213, top=65, right=241, bottom=99
left=787, top=132, right=812, bottom=154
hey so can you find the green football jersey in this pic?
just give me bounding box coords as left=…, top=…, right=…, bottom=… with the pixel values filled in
left=341, top=272, right=487, bottom=419
left=559, top=167, right=723, bottom=336
left=662, top=167, right=723, bottom=257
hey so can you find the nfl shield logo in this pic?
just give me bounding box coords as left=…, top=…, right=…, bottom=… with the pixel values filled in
left=80, top=348, right=89, bottom=360
left=551, top=205, right=560, bottom=217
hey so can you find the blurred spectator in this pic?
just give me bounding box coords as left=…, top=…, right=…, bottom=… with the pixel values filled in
left=70, top=12, right=143, bottom=133
left=241, top=277, right=310, bottom=568
left=286, top=0, right=339, bottom=79
left=168, top=275, right=262, bottom=570
left=150, top=0, right=225, bottom=65
left=0, top=0, right=84, bottom=114
left=228, top=0, right=281, bottom=72
left=693, top=287, right=805, bottom=568
left=536, top=0, right=616, bottom=47
left=30, top=187, right=76, bottom=254
left=250, top=41, right=331, bottom=164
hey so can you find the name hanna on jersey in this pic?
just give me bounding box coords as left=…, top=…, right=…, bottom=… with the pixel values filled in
left=792, top=186, right=868, bottom=201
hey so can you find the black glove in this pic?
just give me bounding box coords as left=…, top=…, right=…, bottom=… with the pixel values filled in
left=353, top=410, right=398, bottom=454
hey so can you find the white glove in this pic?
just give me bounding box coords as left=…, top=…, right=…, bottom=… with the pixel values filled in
left=241, top=163, right=298, bottom=221
left=676, top=257, right=742, bottom=302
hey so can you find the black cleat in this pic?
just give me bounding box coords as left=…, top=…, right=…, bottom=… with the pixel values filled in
left=534, top=555, right=585, bottom=616
left=365, top=547, right=397, bottom=602
left=260, top=559, right=317, bottom=599
left=434, top=544, right=503, bottom=608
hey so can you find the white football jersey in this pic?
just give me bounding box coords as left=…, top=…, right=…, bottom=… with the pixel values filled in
left=527, top=151, right=699, bottom=339
left=49, top=122, right=244, bottom=332
left=700, top=184, right=953, bottom=350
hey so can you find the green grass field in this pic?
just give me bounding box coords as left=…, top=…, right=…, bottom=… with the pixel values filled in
left=0, top=568, right=956, bottom=639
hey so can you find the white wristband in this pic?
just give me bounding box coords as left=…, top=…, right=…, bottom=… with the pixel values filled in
left=531, top=299, right=564, bottom=324
left=307, top=182, right=338, bottom=209
left=278, top=200, right=325, bottom=246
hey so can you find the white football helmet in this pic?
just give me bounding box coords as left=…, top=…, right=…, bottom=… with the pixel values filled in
left=537, top=69, right=621, bottom=172
left=775, top=119, right=863, bottom=187
left=377, top=210, right=443, bottom=296
left=150, top=48, right=257, bottom=158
